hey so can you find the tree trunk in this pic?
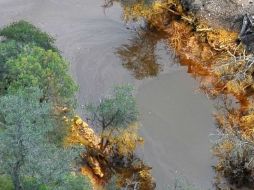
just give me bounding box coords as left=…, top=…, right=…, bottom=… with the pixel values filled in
left=12, top=162, right=22, bottom=190
left=13, top=174, right=22, bottom=190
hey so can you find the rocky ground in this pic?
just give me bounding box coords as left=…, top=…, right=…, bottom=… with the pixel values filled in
left=182, top=0, right=254, bottom=30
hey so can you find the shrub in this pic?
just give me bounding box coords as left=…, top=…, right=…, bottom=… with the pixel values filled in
left=0, top=20, right=58, bottom=52
left=212, top=129, right=254, bottom=187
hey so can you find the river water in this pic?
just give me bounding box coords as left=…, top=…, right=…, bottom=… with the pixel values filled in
left=0, top=0, right=215, bottom=189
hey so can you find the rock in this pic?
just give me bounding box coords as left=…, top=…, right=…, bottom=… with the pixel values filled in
left=239, top=14, right=254, bottom=51
left=184, top=0, right=254, bottom=31
left=180, top=0, right=200, bottom=12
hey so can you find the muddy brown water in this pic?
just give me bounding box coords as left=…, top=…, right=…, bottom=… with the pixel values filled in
left=0, top=0, right=215, bottom=189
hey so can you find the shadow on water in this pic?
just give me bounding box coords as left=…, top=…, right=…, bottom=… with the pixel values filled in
left=115, top=31, right=169, bottom=79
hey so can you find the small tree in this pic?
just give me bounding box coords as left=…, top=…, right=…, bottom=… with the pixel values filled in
left=86, top=85, right=138, bottom=150
left=0, top=88, right=83, bottom=190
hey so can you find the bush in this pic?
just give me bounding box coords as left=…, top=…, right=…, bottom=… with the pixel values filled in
left=212, top=129, right=254, bottom=187
left=0, top=20, right=58, bottom=51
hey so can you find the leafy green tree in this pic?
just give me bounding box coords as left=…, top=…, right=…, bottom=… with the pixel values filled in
left=86, top=85, right=138, bottom=149
left=0, top=88, right=83, bottom=190
left=0, top=20, right=58, bottom=51
left=5, top=46, right=77, bottom=106
left=0, top=40, right=25, bottom=94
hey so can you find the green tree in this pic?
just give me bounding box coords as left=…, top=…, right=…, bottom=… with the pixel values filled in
left=0, top=88, right=83, bottom=190
left=5, top=46, right=77, bottom=106
left=0, top=20, right=58, bottom=52
left=0, top=40, right=25, bottom=94
left=86, top=85, right=138, bottom=149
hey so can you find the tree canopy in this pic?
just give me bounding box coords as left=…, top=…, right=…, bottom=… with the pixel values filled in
left=0, top=20, right=57, bottom=52
left=5, top=46, right=77, bottom=106
left=86, top=85, right=138, bottom=132
left=0, top=88, right=89, bottom=190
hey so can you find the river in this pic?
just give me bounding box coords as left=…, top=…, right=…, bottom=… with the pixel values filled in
left=0, top=0, right=215, bottom=189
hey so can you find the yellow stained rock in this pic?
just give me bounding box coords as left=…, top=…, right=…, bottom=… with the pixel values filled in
left=67, top=116, right=101, bottom=149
